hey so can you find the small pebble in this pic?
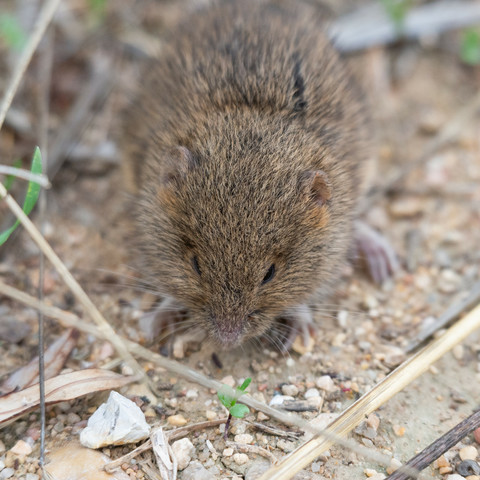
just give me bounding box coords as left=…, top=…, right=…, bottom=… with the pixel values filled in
left=257, top=412, right=269, bottom=421
left=269, top=395, right=294, bottom=407
left=281, top=384, right=299, bottom=396
left=446, top=475, right=466, bottom=480
left=436, top=456, right=450, bottom=468
left=25, top=474, right=40, bottom=480
left=277, top=439, right=295, bottom=452
left=440, top=466, right=454, bottom=474
left=10, top=439, right=32, bottom=456
left=304, top=388, right=320, bottom=399
left=366, top=413, right=380, bottom=431
left=393, top=424, right=405, bottom=437
left=233, top=453, right=249, bottom=465
left=221, top=376, right=236, bottom=388
left=167, top=414, right=187, bottom=427
left=234, top=434, right=253, bottom=444
left=291, top=334, right=315, bottom=354
left=386, top=458, right=403, bottom=474
left=182, top=461, right=215, bottom=480
left=185, top=389, right=198, bottom=400
left=286, top=358, right=295, bottom=367
left=457, top=460, right=480, bottom=476
left=315, top=375, right=335, bottom=392
left=206, top=410, right=217, bottom=420
left=171, top=438, right=195, bottom=470
left=223, top=448, right=234, bottom=457
left=460, top=446, right=478, bottom=461
left=474, top=428, right=480, bottom=444
left=389, top=198, right=423, bottom=218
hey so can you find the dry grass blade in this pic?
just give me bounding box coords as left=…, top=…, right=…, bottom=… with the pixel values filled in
left=0, top=166, right=50, bottom=187
left=257, top=302, right=480, bottom=480
left=0, top=183, right=145, bottom=381
left=0, top=0, right=61, bottom=132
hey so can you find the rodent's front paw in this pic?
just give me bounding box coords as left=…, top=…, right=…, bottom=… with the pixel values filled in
left=138, top=297, right=186, bottom=343
left=273, top=304, right=316, bottom=352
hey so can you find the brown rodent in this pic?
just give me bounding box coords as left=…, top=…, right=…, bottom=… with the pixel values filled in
left=123, top=0, right=395, bottom=349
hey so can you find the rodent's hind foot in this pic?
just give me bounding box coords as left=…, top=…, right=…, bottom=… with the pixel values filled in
left=353, top=220, right=400, bottom=284
left=274, top=305, right=316, bottom=352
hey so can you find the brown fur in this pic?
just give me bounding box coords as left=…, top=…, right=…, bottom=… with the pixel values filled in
left=123, top=0, right=371, bottom=347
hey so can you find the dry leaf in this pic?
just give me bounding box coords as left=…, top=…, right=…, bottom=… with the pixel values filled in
left=0, top=369, right=136, bottom=426
left=0, top=328, right=79, bottom=395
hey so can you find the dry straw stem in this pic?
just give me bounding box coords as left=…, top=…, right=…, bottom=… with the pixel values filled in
left=0, top=280, right=410, bottom=472
left=258, top=302, right=480, bottom=480
left=0, top=183, right=144, bottom=381
left=0, top=166, right=50, bottom=188
left=0, top=0, right=62, bottom=132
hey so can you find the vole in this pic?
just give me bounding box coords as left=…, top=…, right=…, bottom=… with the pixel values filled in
left=123, top=0, right=398, bottom=349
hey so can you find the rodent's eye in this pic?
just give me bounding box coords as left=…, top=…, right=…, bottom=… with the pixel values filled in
left=192, top=256, right=201, bottom=276
left=261, top=264, right=275, bottom=285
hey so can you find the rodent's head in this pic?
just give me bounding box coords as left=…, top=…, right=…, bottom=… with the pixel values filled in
left=137, top=118, right=353, bottom=348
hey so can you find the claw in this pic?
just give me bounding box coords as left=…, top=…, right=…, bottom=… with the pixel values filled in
left=354, top=220, right=399, bottom=284
left=138, top=297, right=185, bottom=342
left=280, top=304, right=316, bottom=352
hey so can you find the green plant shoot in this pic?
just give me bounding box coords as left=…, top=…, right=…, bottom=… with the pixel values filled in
left=380, top=0, right=412, bottom=33
left=3, top=159, right=22, bottom=191
left=217, top=377, right=251, bottom=419
left=461, top=28, right=480, bottom=66
left=0, top=147, right=42, bottom=246
left=0, top=14, right=27, bottom=52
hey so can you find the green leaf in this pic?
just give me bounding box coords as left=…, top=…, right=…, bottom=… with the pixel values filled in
left=3, top=159, right=22, bottom=191
left=238, top=377, right=252, bottom=392
left=0, top=14, right=27, bottom=52
left=461, top=28, right=480, bottom=66
left=0, top=147, right=42, bottom=246
left=380, top=0, right=412, bottom=33
left=217, top=385, right=235, bottom=409
left=229, top=403, right=249, bottom=419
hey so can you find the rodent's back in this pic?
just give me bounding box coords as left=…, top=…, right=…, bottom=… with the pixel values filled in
left=123, top=1, right=372, bottom=346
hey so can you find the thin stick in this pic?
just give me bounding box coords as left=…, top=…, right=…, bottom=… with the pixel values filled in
left=0, top=184, right=144, bottom=381
left=387, top=409, right=480, bottom=480
left=406, top=280, right=480, bottom=353
left=36, top=29, right=54, bottom=468
left=0, top=167, right=50, bottom=188
left=226, top=441, right=278, bottom=464
left=257, top=302, right=480, bottom=480
left=0, top=0, right=62, bottom=132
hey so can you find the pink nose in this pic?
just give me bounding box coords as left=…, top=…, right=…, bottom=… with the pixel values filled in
left=211, top=316, right=244, bottom=347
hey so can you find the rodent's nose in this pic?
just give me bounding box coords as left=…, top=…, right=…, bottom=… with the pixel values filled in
left=210, top=315, right=244, bottom=347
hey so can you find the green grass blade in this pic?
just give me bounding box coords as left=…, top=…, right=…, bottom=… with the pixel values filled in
left=0, top=147, right=42, bottom=246
left=238, top=377, right=252, bottom=392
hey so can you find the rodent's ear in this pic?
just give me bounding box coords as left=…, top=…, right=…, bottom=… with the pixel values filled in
left=300, top=170, right=332, bottom=207
left=161, top=146, right=196, bottom=185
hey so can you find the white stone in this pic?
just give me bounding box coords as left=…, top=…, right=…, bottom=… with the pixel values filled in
left=233, top=453, right=249, bottom=465
left=459, top=445, right=478, bottom=461
left=186, top=389, right=198, bottom=400
left=304, top=388, right=320, bottom=399
left=221, top=375, right=236, bottom=388
left=315, top=375, right=336, bottom=392
left=80, top=391, right=150, bottom=448
left=223, top=447, right=234, bottom=457
left=234, top=434, right=253, bottom=444
left=281, top=384, right=299, bottom=396
left=0, top=468, right=14, bottom=479
left=446, top=475, right=466, bottom=480
left=269, top=395, right=294, bottom=406
left=172, top=438, right=195, bottom=470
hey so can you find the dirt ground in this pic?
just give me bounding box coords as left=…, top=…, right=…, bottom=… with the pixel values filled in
left=0, top=1, right=479, bottom=479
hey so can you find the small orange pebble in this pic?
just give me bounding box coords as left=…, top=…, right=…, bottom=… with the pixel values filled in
left=258, top=383, right=268, bottom=392
left=474, top=427, right=480, bottom=444
left=393, top=425, right=405, bottom=437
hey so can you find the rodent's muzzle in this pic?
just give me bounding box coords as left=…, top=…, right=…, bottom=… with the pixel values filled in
left=210, top=314, right=246, bottom=347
